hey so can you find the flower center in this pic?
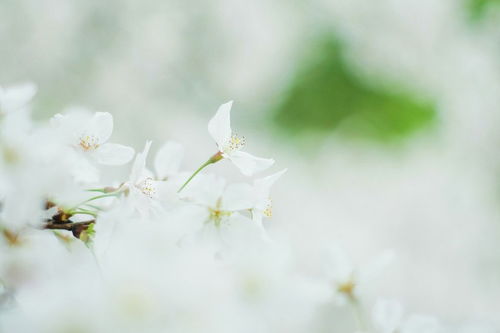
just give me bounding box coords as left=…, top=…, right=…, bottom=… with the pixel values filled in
left=209, top=208, right=232, bottom=221
left=337, top=280, right=356, bottom=297
left=136, top=177, right=156, bottom=198
left=208, top=198, right=232, bottom=226
left=263, top=199, right=273, bottom=218
left=222, top=134, right=246, bottom=154
left=79, top=135, right=100, bottom=151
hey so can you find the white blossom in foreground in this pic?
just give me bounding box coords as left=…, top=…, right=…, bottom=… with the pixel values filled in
left=0, top=82, right=495, bottom=333
left=0, top=83, right=37, bottom=115
left=322, top=245, right=395, bottom=305
left=0, top=104, right=78, bottom=229
left=371, top=299, right=441, bottom=333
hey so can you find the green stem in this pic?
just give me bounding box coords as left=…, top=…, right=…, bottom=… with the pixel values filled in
left=71, top=209, right=97, bottom=217
left=177, top=152, right=223, bottom=193
left=83, top=204, right=103, bottom=211
left=86, top=188, right=107, bottom=193
left=70, top=192, right=121, bottom=211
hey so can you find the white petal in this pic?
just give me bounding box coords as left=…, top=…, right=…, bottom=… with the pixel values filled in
left=222, top=183, right=254, bottom=211
left=88, top=112, right=113, bottom=143
left=220, top=214, right=270, bottom=248
left=180, top=173, right=225, bottom=208
left=0, top=82, right=37, bottom=112
left=94, top=143, right=135, bottom=165
left=372, top=299, right=404, bottom=333
left=129, top=141, right=152, bottom=184
left=253, top=168, right=287, bottom=208
left=251, top=212, right=272, bottom=242
left=70, top=154, right=100, bottom=184
left=324, top=245, right=354, bottom=283
left=228, top=151, right=274, bottom=176
left=254, top=168, right=287, bottom=190
left=154, top=141, right=184, bottom=179
left=208, top=101, right=233, bottom=149
left=51, top=108, right=92, bottom=143
left=359, top=250, right=395, bottom=285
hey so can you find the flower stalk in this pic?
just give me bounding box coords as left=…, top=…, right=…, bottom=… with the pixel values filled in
left=177, top=152, right=223, bottom=193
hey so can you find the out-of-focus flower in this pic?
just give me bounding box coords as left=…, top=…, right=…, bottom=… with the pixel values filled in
left=207, top=101, right=274, bottom=176
left=0, top=83, right=37, bottom=115
left=372, top=299, right=441, bottom=333
left=0, top=112, right=74, bottom=230
left=323, top=245, right=395, bottom=305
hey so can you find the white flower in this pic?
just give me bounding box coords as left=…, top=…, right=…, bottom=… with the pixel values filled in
left=208, top=101, right=274, bottom=176
left=124, top=141, right=163, bottom=216
left=179, top=173, right=276, bottom=253
left=249, top=169, right=287, bottom=226
left=51, top=108, right=135, bottom=166
left=323, top=245, right=395, bottom=305
left=0, top=83, right=37, bottom=115
left=372, top=299, right=440, bottom=333
left=212, top=169, right=286, bottom=240
left=182, top=173, right=254, bottom=227
left=0, top=111, right=76, bottom=230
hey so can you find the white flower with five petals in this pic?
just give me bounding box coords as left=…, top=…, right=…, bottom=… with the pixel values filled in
left=182, top=173, right=254, bottom=227
left=51, top=108, right=135, bottom=166
left=208, top=101, right=274, bottom=176
left=323, top=245, right=395, bottom=305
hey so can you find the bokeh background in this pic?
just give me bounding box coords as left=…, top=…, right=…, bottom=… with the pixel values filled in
left=2, top=0, right=500, bottom=330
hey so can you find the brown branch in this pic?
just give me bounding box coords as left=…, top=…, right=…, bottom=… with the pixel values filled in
left=44, top=220, right=95, bottom=238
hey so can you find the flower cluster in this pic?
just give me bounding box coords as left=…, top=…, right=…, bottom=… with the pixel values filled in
left=0, top=83, right=493, bottom=333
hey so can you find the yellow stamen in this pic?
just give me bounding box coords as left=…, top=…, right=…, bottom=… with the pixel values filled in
left=223, top=134, right=246, bottom=154
left=137, top=177, right=156, bottom=198
left=79, top=135, right=100, bottom=151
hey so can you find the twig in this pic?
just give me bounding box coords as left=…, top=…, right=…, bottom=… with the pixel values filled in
left=44, top=220, right=95, bottom=238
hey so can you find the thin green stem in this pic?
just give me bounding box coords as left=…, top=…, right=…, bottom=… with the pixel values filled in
left=86, top=188, right=107, bottom=193
left=178, top=159, right=213, bottom=193
left=70, top=192, right=121, bottom=211
left=71, top=209, right=97, bottom=217
left=177, top=152, right=224, bottom=193
left=83, top=204, right=103, bottom=211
